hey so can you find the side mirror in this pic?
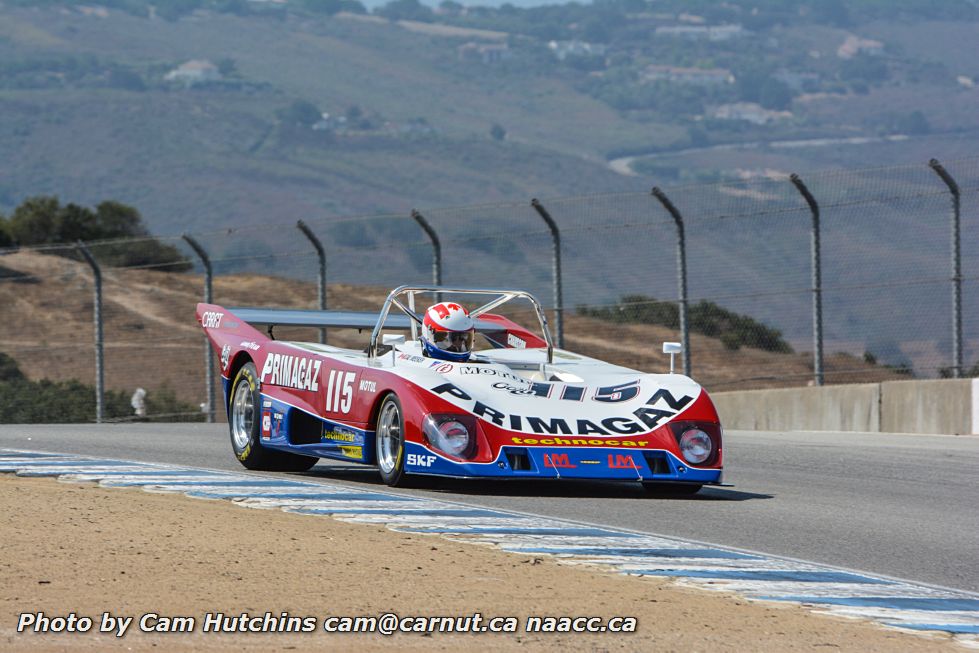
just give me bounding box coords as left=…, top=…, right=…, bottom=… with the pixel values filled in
left=382, top=334, right=405, bottom=346
left=662, top=342, right=682, bottom=374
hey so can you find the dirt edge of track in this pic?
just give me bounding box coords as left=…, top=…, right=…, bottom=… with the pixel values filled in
left=0, top=475, right=960, bottom=652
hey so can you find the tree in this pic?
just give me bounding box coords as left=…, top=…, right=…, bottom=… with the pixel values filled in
left=297, top=0, right=365, bottom=14
left=278, top=99, right=322, bottom=127
left=108, top=68, right=146, bottom=91
left=490, top=123, right=506, bottom=141
left=841, top=55, right=888, bottom=84
left=759, top=78, right=793, bottom=110
left=376, top=0, right=433, bottom=22
left=0, top=352, right=24, bottom=382
left=0, top=214, right=12, bottom=248
left=96, top=201, right=147, bottom=237
left=4, top=196, right=191, bottom=271
left=216, top=57, right=238, bottom=77
left=8, top=196, right=60, bottom=245
left=439, top=0, right=463, bottom=14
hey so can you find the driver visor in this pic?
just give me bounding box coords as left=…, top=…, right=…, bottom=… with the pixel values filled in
left=431, top=329, right=475, bottom=353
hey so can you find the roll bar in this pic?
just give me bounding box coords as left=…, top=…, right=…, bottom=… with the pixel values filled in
left=368, top=286, right=554, bottom=363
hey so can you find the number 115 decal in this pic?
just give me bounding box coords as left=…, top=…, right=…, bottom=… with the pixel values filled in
left=325, top=370, right=356, bottom=414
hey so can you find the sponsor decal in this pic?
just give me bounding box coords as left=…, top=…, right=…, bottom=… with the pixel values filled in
left=240, top=341, right=260, bottom=351
left=260, top=354, right=322, bottom=392
left=359, top=379, right=377, bottom=393
left=201, top=311, right=223, bottom=329
left=271, top=412, right=284, bottom=438
left=432, top=362, right=454, bottom=374
left=507, top=333, right=526, bottom=349
left=608, top=454, right=638, bottom=469
left=398, top=353, right=426, bottom=363
left=322, top=428, right=360, bottom=444
left=220, top=344, right=232, bottom=369
left=407, top=453, right=437, bottom=467
left=561, top=385, right=585, bottom=401
left=262, top=399, right=272, bottom=408
left=491, top=381, right=551, bottom=398
left=511, top=437, right=649, bottom=447
left=579, top=459, right=601, bottom=465
left=543, top=453, right=576, bottom=469
left=458, top=367, right=527, bottom=384
left=431, top=382, right=694, bottom=436
left=261, top=410, right=272, bottom=439
left=339, top=445, right=363, bottom=460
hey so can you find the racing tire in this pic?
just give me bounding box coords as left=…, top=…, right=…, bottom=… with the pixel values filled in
left=641, top=482, right=703, bottom=497
left=375, top=393, right=411, bottom=487
left=228, top=362, right=318, bottom=472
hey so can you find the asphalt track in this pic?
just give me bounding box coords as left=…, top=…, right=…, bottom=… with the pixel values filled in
left=1, top=424, right=976, bottom=593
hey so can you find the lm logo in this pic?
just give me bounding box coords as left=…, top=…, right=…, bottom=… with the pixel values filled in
left=608, top=454, right=637, bottom=469
left=407, top=454, right=436, bottom=467
left=543, top=453, right=576, bottom=469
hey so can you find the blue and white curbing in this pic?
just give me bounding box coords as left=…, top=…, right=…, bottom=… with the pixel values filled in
left=3, top=449, right=977, bottom=646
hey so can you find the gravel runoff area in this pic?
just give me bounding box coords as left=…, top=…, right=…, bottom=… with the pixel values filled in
left=0, top=474, right=963, bottom=652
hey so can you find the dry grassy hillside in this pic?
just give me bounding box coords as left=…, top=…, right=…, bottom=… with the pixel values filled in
left=0, top=251, right=902, bottom=416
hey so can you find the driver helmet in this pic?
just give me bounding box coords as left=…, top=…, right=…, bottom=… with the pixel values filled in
left=422, top=302, right=475, bottom=362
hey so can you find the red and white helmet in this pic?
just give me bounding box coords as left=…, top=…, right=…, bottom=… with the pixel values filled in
left=421, top=302, right=476, bottom=362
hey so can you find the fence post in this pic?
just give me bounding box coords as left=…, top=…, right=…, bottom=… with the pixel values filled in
left=789, top=174, right=824, bottom=386
left=411, top=210, right=442, bottom=303
left=530, top=199, right=564, bottom=348
left=297, top=220, right=328, bottom=344
left=75, top=241, right=104, bottom=424
left=928, top=159, right=963, bottom=379
left=651, top=187, right=691, bottom=377
left=182, top=234, right=215, bottom=423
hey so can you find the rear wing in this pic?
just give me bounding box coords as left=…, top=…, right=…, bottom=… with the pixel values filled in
left=227, top=307, right=412, bottom=331
left=197, top=299, right=548, bottom=351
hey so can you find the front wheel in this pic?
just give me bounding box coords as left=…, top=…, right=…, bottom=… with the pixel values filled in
left=375, top=393, right=410, bottom=487
left=228, top=362, right=317, bottom=472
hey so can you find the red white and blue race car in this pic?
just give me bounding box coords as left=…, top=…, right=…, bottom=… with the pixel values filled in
left=197, top=286, right=723, bottom=493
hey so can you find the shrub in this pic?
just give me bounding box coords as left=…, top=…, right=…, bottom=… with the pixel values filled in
left=579, top=294, right=793, bottom=353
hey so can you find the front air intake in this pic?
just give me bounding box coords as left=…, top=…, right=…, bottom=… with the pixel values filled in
left=642, top=451, right=671, bottom=475
left=505, top=448, right=532, bottom=471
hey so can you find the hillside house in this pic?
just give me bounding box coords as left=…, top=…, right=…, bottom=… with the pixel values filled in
left=655, top=24, right=745, bottom=41
left=458, top=42, right=512, bottom=64
left=547, top=40, right=607, bottom=61
left=837, top=35, right=884, bottom=59
left=642, top=65, right=734, bottom=86
left=164, top=60, right=220, bottom=85
left=712, top=102, right=792, bottom=125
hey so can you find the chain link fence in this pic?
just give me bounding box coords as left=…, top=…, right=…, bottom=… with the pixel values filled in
left=1, top=157, right=976, bottom=422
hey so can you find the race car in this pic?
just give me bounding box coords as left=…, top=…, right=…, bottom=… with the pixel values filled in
left=196, top=286, right=723, bottom=493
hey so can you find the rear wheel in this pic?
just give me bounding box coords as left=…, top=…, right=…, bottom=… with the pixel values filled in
left=228, top=362, right=317, bottom=472
left=375, top=393, right=410, bottom=487
left=642, top=482, right=703, bottom=497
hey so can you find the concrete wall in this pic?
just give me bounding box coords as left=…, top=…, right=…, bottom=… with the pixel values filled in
left=713, top=378, right=977, bottom=435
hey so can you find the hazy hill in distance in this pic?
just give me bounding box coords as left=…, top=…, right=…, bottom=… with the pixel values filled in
left=1, top=0, right=977, bottom=234
left=1, top=0, right=977, bottom=377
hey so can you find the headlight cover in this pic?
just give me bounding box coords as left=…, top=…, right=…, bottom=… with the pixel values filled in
left=423, top=414, right=473, bottom=458
left=678, top=428, right=712, bottom=464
